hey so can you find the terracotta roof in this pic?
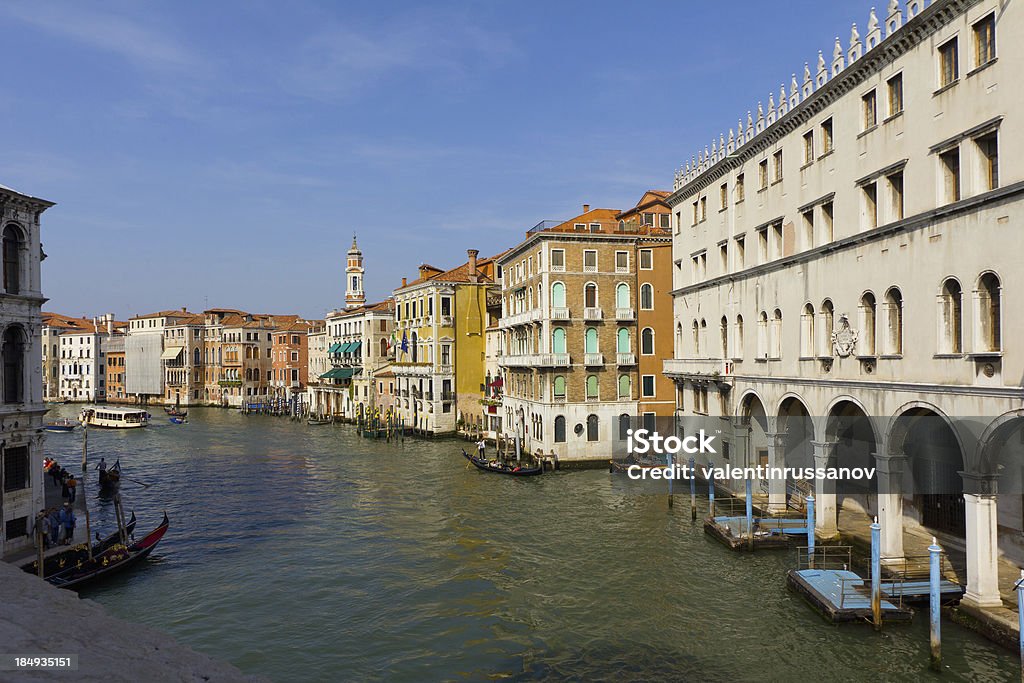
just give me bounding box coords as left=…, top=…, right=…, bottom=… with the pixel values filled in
left=543, top=208, right=621, bottom=233
left=130, top=309, right=196, bottom=321
left=42, top=312, right=91, bottom=329
left=399, top=252, right=504, bottom=289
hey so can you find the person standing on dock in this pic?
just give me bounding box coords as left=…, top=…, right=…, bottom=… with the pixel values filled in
left=48, top=508, right=60, bottom=546
left=66, top=474, right=77, bottom=504
left=59, top=503, right=76, bottom=545
left=60, top=470, right=70, bottom=500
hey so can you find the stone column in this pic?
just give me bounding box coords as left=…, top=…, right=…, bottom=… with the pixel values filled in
left=731, top=420, right=751, bottom=499
left=812, top=440, right=839, bottom=538
left=766, top=432, right=787, bottom=512
left=874, top=451, right=906, bottom=563
left=961, top=473, right=1002, bottom=608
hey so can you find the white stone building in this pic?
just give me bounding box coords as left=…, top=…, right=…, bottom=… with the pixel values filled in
left=665, top=0, right=1020, bottom=610
left=125, top=309, right=194, bottom=404
left=0, top=184, right=52, bottom=558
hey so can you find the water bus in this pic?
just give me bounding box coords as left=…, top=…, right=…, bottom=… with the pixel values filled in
left=79, top=406, right=150, bottom=429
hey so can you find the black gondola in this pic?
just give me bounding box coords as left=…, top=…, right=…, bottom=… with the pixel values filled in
left=98, top=462, right=122, bottom=497
left=43, top=513, right=169, bottom=590
left=21, top=511, right=137, bottom=577
left=461, top=449, right=543, bottom=476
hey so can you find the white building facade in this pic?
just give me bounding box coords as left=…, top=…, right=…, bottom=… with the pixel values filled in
left=665, top=0, right=1020, bottom=610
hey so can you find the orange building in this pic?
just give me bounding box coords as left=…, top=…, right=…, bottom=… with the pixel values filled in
left=272, top=321, right=312, bottom=412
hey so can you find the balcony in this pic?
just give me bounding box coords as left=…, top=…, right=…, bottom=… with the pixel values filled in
left=615, top=308, right=636, bottom=322
left=584, top=353, right=604, bottom=366
left=616, top=353, right=636, bottom=366
left=583, top=264, right=598, bottom=273
left=552, top=353, right=570, bottom=367
left=583, top=307, right=604, bottom=321
left=438, top=364, right=454, bottom=375
left=441, top=391, right=455, bottom=401
left=440, top=315, right=454, bottom=327
left=663, top=358, right=735, bottom=385
left=551, top=307, right=570, bottom=321
left=500, top=354, right=536, bottom=368
left=501, top=309, right=543, bottom=327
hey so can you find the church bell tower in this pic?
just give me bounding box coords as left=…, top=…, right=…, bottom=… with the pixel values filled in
left=345, top=234, right=366, bottom=310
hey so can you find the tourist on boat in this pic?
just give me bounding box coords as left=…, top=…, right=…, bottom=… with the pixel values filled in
left=66, top=474, right=77, bottom=504
left=59, top=503, right=76, bottom=545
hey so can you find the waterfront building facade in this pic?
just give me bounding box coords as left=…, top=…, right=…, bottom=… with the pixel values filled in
left=664, top=0, right=1021, bottom=609
left=126, top=309, right=194, bottom=404
left=392, top=251, right=499, bottom=435
left=41, top=312, right=87, bottom=401
left=102, top=332, right=127, bottom=402
left=162, top=314, right=206, bottom=406
left=0, top=185, right=52, bottom=558
left=271, top=321, right=312, bottom=413
left=497, top=203, right=672, bottom=462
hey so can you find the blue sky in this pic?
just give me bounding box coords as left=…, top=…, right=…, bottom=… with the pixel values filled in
left=2, top=0, right=870, bottom=320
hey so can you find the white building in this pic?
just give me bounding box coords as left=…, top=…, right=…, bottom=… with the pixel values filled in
left=57, top=314, right=115, bottom=402
left=125, top=309, right=194, bottom=404
left=0, top=184, right=53, bottom=558
left=665, top=0, right=1019, bottom=610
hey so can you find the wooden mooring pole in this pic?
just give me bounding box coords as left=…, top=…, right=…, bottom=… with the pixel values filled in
left=689, top=457, right=696, bottom=521
left=666, top=453, right=673, bottom=509
left=929, top=537, right=942, bottom=672
left=1014, top=569, right=1024, bottom=682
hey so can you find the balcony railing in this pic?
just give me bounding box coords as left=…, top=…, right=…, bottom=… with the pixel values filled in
left=583, top=264, right=598, bottom=273
left=551, top=307, right=570, bottom=321
left=663, top=358, right=735, bottom=379
left=551, top=264, right=565, bottom=273
left=616, top=353, right=636, bottom=365
left=501, top=309, right=543, bottom=327
left=584, top=307, right=603, bottom=321
left=584, top=353, right=604, bottom=366
left=552, top=353, right=570, bottom=366
left=440, top=315, right=454, bottom=327
left=441, top=391, right=455, bottom=401
left=615, top=308, right=635, bottom=321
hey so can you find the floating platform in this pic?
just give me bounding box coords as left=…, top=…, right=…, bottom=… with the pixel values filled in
left=704, top=515, right=810, bottom=551
left=787, top=568, right=914, bottom=623
left=879, top=579, right=963, bottom=604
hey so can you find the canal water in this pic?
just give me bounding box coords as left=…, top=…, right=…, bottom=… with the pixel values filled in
left=44, top=406, right=1014, bottom=681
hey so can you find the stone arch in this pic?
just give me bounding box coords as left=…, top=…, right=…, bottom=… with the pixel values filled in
left=826, top=398, right=880, bottom=516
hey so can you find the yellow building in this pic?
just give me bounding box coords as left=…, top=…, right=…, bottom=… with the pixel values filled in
left=391, top=249, right=501, bottom=435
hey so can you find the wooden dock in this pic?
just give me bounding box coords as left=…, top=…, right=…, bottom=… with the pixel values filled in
left=704, top=514, right=810, bottom=551
left=786, top=568, right=914, bottom=623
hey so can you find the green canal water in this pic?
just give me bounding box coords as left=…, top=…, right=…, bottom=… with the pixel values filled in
left=45, top=406, right=1015, bottom=682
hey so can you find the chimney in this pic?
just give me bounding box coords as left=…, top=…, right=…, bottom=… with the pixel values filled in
left=467, top=249, right=479, bottom=283
left=401, top=277, right=408, bottom=288
left=181, top=306, right=187, bottom=312
left=583, top=204, right=590, bottom=213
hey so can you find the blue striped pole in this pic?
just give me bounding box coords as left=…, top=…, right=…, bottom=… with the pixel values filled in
left=745, top=476, right=754, bottom=550
left=929, top=537, right=942, bottom=671
left=708, top=461, right=715, bottom=518
left=871, top=517, right=882, bottom=630
left=806, top=494, right=815, bottom=568
left=689, top=457, right=696, bottom=521
left=1015, top=570, right=1024, bottom=682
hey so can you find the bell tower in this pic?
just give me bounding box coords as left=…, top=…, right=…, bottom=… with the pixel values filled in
left=345, top=234, right=366, bottom=309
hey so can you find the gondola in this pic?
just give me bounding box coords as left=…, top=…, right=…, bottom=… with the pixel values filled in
left=461, top=449, right=543, bottom=476
left=21, top=511, right=137, bottom=577
left=164, top=407, right=188, bottom=417
left=307, top=417, right=331, bottom=425
left=98, top=463, right=122, bottom=496
left=43, top=513, right=169, bottom=590
left=169, top=416, right=187, bottom=425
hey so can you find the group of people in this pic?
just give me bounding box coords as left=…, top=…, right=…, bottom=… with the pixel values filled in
left=43, top=457, right=78, bottom=503
left=34, top=503, right=76, bottom=549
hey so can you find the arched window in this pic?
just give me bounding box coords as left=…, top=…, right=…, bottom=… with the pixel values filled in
left=734, top=315, right=744, bottom=358
left=585, top=327, right=599, bottom=353
left=587, top=414, right=599, bottom=441
left=616, top=283, right=630, bottom=309
left=819, top=300, right=834, bottom=356
left=692, top=320, right=700, bottom=355
left=860, top=292, right=877, bottom=355
left=584, top=283, right=598, bottom=309
left=675, top=323, right=683, bottom=357
left=641, top=328, right=654, bottom=355
left=411, top=332, right=418, bottom=362
left=800, top=303, right=815, bottom=357
left=640, top=283, right=654, bottom=310
left=884, top=288, right=903, bottom=355
left=939, top=279, right=963, bottom=353
left=193, top=348, right=200, bottom=365
left=618, top=374, right=631, bottom=399
left=551, top=282, right=566, bottom=309
left=552, top=327, right=566, bottom=355
left=554, top=415, right=566, bottom=442
left=700, top=319, right=707, bottom=356
left=757, top=311, right=769, bottom=359
left=770, top=309, right=782, bottom=359
left=616, top=328, right=630, bottom=353
left=618, top=413, right=630, bottom=440
left=3, top=326, right=24, bottom=403
left=719, top=316, right=728, bottom=358
left=586, top=375, right=599, bottom=399
left=977, top=273, right=1001, bottom=352
left=3, top=225, right=22, bottom=295
left=380, top=338, right=389, bottom=357
left=553, top=375, right=566, bottom=399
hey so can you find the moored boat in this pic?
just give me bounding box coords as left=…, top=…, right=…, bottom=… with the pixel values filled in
left=307, top=417, right=331, bottom=425
left=21, top=511, right=137, bottom=577
left=461, top=449, right=543, bottom=476
left=80, top=406, right=149, bottom=429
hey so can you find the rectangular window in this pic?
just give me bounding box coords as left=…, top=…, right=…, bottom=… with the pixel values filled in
left=888, top=171, right=904, bottom=221
left=976, top=132, right=999, bottom=191
left=887, top=74, right=903, bottom=117
left=614, top=251, right=629, bottom=273
left=803, top=131, right=814, bottom=164
left=735, top=173, right=745, bottom=202
left=583, top=250, right=597, bottom=272
left=550, top=249, right=565, bottom=272
left=699, top=196, right=707, bottom=221
left=758, top=160, right=768, bottom=189
left=771, top=222, right=783, bottom=259
left=939, top=38, right=959, bottom=87
left=735, top=236, right=745, bottom=268
left=822, top=201, right=834, bottom=242
left=974, top=14, right=995, bottom=67
left=772, top=150, right=783, bottom=182
left=940, top=147, right=961, bottom=203
left=719, top=183, right=728, bottom=209
left=802, top=210, right=814, bottom=249
left=659, top=213, right=670, bottom=229
left=863, top=182, right=878, bottom=229
left=589, top=223, right=601, bottom=233
left=639, top=249, right=653, bottom=270
left=757, top=227, right=768, bottom=263
left=821, top=118, right=834, bottom=154
left=862, top=89, right=877, bottom=129
left=641, top=375, right=656, bottom=398
left=3, top=446, right=29, bottom=492
left=719, top=243, right=728, bottom=273
left=692, top=200, right=699, bottom=225
left=573, top=222, right=585, bottom=231
left=691, top=256, right=700, bottom=281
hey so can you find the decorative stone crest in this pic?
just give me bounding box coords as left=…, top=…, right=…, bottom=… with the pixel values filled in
left=831, top=314, right=859, bottom=358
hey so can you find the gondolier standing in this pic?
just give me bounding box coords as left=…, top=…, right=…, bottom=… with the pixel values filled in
left=477, top=439, right=486, bottom=458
